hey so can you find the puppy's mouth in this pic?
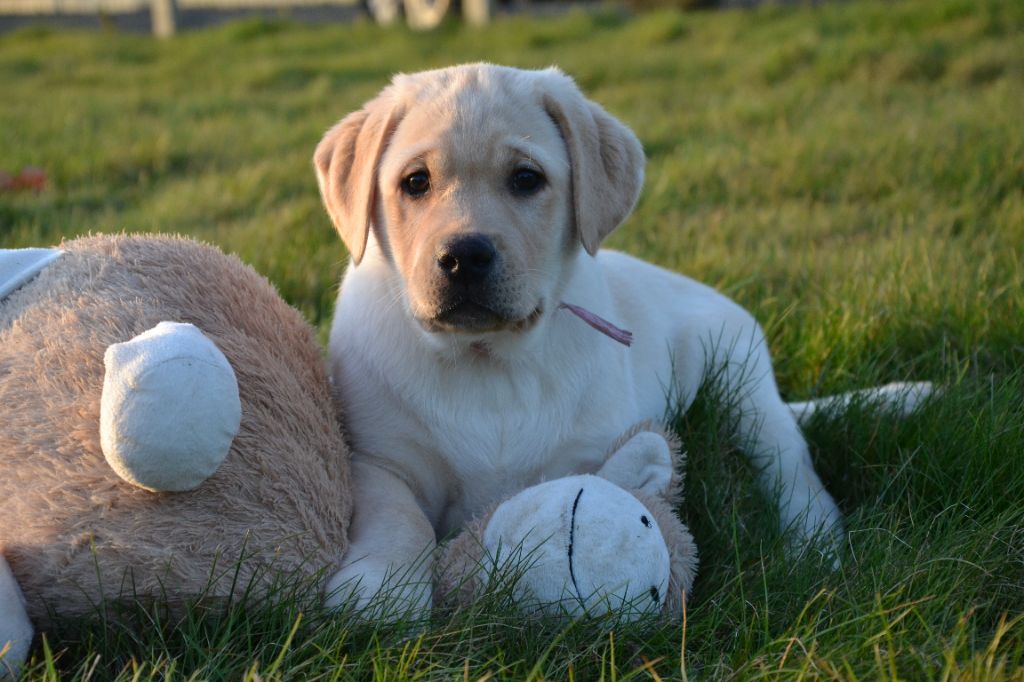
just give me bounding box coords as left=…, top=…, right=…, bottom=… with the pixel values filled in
left=419, top=301, right=544, bottom=335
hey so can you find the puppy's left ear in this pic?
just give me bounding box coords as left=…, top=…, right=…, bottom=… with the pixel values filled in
left=541, top=70, right=645, bottom=255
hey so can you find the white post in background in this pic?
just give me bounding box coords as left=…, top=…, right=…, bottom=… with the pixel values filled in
left=403, top=0, right=448, bottom=30
left=462, top=0, right=490, bottom=26
left=151, top=0, right=177, bottom=37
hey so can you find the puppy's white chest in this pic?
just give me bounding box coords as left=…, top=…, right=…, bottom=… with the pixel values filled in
left=440, top=356, right=622, bottom=445
left=434, top=395, right=635, bottom=536
left=358, top=335, right=640, bottom=528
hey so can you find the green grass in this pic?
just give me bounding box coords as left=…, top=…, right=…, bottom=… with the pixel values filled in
left=2, top=0, right=1023, bottom=677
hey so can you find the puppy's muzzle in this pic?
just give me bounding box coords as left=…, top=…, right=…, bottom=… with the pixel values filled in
left=426, top=233, right=527, bottom=333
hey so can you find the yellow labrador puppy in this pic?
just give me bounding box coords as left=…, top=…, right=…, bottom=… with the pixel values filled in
left=314, top=63, right=926, bottom=616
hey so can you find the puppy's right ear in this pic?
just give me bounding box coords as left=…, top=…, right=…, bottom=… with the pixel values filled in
left=314, top=95, right=403, bottom=265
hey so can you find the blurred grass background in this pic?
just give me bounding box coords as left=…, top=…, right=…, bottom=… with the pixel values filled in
left=2, top=0, right=1023, bottom=678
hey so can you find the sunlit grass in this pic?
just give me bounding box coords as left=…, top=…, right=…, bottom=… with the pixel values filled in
left=2, top=0, right=1022, bottom=677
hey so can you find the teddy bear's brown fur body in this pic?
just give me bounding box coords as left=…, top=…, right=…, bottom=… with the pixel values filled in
left=0, top=235, right=351, bottom=625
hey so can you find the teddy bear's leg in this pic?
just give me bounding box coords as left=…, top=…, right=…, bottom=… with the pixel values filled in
left=100, top=321, right=242, bottom=492
left=0, top=555, right=32, bottom=679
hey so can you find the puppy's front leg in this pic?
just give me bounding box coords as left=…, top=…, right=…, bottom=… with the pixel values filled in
left=324, top=460, right=436, bottom=621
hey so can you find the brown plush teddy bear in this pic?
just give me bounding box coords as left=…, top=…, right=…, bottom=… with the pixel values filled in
left=0, top=234, right=698, bottom=676
left=0, top=234, right=352, bottom=676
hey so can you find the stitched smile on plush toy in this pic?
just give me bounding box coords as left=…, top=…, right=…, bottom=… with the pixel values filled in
left=566, top=486, right=585, bottom=604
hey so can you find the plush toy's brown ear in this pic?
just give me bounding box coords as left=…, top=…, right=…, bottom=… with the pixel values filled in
left=541, top=70, right=646, bottom=255
left=314, top=94, right=404, bottom=265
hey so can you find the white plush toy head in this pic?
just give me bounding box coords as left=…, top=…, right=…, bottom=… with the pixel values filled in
left=482, top=474, right=670, bottom=619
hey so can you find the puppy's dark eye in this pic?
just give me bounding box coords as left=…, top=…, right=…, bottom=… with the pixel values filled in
left=402, top=171, right=430, bottom=197
left=510, top=168, right=545, bottom=196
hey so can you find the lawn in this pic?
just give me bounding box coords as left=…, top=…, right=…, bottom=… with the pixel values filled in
left=1, top=0, right=1023, bottom=678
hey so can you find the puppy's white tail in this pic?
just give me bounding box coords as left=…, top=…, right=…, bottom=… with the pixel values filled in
left=788, top=382, right=934, bottom=427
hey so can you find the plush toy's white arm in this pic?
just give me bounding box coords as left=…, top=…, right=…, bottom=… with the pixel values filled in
left=0, top=248, right=62, bottom=301
left=100, top=322, right=241, bottom=492
left=0, top=555, right=32, bottom=680
left=596, top=430, right=674, bottom=497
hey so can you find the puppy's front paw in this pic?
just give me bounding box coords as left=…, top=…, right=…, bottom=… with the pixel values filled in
left=324, top=558, right=433, bottom=623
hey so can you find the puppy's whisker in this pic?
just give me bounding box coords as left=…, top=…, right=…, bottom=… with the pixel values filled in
left=379, top=290, right=408, bottom=317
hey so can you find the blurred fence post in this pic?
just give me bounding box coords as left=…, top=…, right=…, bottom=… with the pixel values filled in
left=403, top=0, right=448, bottom=30
left=462, top=0, right=490, bottom=25
left=151, top=0, right=177, bottom=37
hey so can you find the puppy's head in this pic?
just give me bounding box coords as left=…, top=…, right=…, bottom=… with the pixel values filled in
left=314, top=64, right=644, bottom=340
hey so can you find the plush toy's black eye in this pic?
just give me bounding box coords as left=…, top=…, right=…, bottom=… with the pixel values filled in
left=641, top=515, right=651, bottom=528
left=402, top=171, right=430, bottom=197
left=510, top=168, right=545, bottom=195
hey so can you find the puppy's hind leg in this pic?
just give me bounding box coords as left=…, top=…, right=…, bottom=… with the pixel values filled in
left=0, top=554, right=32, bottom=679
left=787, top=382, right=934, bottom=426
left=704, top=320, right=843, bottom=549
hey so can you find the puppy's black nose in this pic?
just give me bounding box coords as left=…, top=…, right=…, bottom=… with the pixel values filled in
left=436, top=234, right=496, bottom=284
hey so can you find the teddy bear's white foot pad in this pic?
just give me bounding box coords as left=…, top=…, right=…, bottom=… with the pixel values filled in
left=0, top=556, right=32, bottom=679
left=101, top=321, right=242, bottom=492
left=0, top=248, right=62, bottom=301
